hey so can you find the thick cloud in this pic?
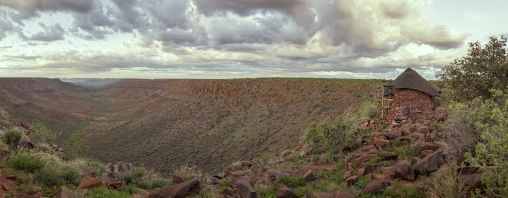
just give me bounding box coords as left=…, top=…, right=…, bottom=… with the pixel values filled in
left=30, top=23, right=65, bottom=41
left=0, top=0, right=473, bottom=78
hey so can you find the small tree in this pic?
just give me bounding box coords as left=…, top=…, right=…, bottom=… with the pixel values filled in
left=29, top=120, right=58, bottom=144
left=64, top=132, right=90, bottom=159
left=436, top=36, right=508, bottom=101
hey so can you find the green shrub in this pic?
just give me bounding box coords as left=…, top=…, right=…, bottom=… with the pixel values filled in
left=281, top=176, right=306, bottom=188
left=401, top=186, right=425, bottom=198
left=63, top=132, right=90, bottom=159
left=293, top=185, right=314, bottom=197
left=323, top=151, right=336, bottom=164
left=358, top=102, right=380, bottom=120
left=29, top=120, right=58, bottom=145
left=7, top=152, right=58, bottom=173
left=117, top=167, right=171, bottom=190
left=2, top=128, right=24, bottom=148
left=385, top=145, right=420, bottom=160
left=305, top=108, right=361, bottom=154
left=89, top=187, right=130, bottom=198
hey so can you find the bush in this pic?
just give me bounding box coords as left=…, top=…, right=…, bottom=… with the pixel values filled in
left=64, top=132, right=90, bottom=159
left=358, top=102, right=380, bottom=120
left=29, top=120, right=58, bottom=145
left=2, top=128, right=24, bottom=148
left=281, top=176, right=306, bottom=188
left=116, top=167, right=171, bottom=190
left=424, top=162, right=467, bottom=198
left=89, top=187, right=130, bottom=198
left=305, top=108, right=361, bottom=154
left=7, top=152, right=58, bottom=173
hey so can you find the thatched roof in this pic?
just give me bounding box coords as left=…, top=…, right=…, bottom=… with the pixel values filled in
left=387, top=68, right=441, bottom=96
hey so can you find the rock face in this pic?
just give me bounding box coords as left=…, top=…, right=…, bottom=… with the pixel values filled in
left=415, top=151, right=445, bottom=173
left=363, top=179, right=390, bottom=194
left=394, top=160, right=415, bottom=181
left=107, top=161, right=134, bottom=174
left=78, top=177, right=102, bottom=189
left=149, top=178, right=200, bottom=198
left=236, top=179, right=258, bottom=198
left=276, top=187, right=299, bottom=198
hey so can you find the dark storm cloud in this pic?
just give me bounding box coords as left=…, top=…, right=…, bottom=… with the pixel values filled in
left=29, top=23, right=65, bottom=41
left=193, top=0, right=308, bottom=16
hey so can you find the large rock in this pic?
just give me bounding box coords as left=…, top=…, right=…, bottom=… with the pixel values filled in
left=379, top=151, right=397, bottom=160
left=411, top=133, right=425, bottom=142
left=173, top=172, right=186, bottom=184
left=336, top=191, right=354, bottom=198
left=417, top=126, right=430, bottom=135
left=78, top=177, right=102, bottom=189
left=57, top=186, right=75, bottom=198
left=303, top=191, right=336, bottom=198
left=303, top=170, right=315, bottom=181
left=107, top=161, right=134, bottom=174
left=362, top=179, right=390, bottom=194
left=373, top=136, right=391, bottom=148
left=415, top=151, right=445, bottom=174
left=394, top=160, right=415, bottom=181
left=459, top=173, right=483, bottom=192
left=343, top=170, right=353, bottom=180
left=379, top=130, right=401, bottom=140
left=149, top=178, right=200, bottom=198
left=345, top=176, right=358, bottom=185
left=236, top=179, right=258, bottom=198
left=364, top=162, right=386, bottom=175
left=276, top=187, right=299, bottom=198
left=415, top=142, right=440, bottom=152
left=351, top=154, right=379, bottom=166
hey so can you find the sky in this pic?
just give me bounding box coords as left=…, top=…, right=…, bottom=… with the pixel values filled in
left=0, top=0, right=507, bottom=79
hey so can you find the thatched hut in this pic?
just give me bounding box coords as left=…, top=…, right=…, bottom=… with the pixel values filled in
left=384, top=68, right=440, bottom=122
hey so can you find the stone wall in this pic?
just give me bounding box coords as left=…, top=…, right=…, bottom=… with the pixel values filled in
left=388, top=89, right=435, bottom=123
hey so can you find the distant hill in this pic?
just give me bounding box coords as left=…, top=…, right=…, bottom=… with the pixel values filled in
left=0, top=77, right=386, bottom=174
left=60, top=78, right=121, bottom=91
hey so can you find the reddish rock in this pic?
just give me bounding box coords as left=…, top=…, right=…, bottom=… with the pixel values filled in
left=336, top=191, right=354, bottom=198
left=148, top=178, right=200, bottom=198
left=313, top=165, right=337, bottom=172
left=57, top=186, right=75, bottom=198
left=357, top=168, right=365, bottom=175
left=380, top=166, right=395, bottom=176
left=78, top=177, right=102, bottom=189
left=276, top=187, right=299, bottom=198
left=351, top=154, right=379, bottom=166
left=417, top=126, right=430, bottom=135
left=304, top=191, right=337, bottom=198
left=131, top=188, right=150, bottom=198
left=380, top=130, right=401, bottom=139
left=394, top=160, right=415, bottom=181
left=364, top=162, right=386, bottom=175
left=303, top=170, right=315, bottom=181
left=415, top=142, right=440, bottom=151
left=400, top=126, right=411, bottom=136
left=373, top=136, right=391, bottom=148
left=411, top=133, right=425, bottom=142
left=345, top=176, right=358, bottom=185
left=420, top=150, right=434, bottom=158
left=379, top=151, right=398, bottom=160
left=343, top=170, right=353, bottom=180
left=173, top=172, right=186, bottom=184
left=415, top=151, right=445, bottom=173
left=425, top=131, right=439, bottom=142
left=363, top=179, right=390, bottom=194
left=236, top=180, right=258, bottom=198
left=352, top=146, right=378, bottom=158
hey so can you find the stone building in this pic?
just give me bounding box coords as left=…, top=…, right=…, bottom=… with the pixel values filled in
left=382, top=68, right=441, bottom=123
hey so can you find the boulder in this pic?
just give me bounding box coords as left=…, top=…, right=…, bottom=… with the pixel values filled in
left=411, top=133, right=425, bottom=142
left=148, top=178, right=200, bottom=198
left=352, top=146, right=378, bottom=158
left=345, top=176, right=358, bottom=185
left=173, top=172, right=186, bottom=184
left=420, top=150, right=434, bottom=158
left=379, top=151, right=397, bottom=160
left=362, top=179, right=390, bottom=194
left=426, top=131, right=440, bottom=142
left=107, top=161, right=134, bottom=174
left=364, top=162, right=386, bottom=175
left=236, top=179, right=258, bottom=198
left=357, top=168, right=365, bottom=175
left=379, top=130, right=401, bottom=140
left=459, top=173, right=483, bottom=192
left=303, top=170, right=315, bottom=181
left=303, top=191, right=337, bottom=198
left=351, top=154, right=379, bottom=166
left=373, top=136, right=391, bottom=148
left=313, top=165, right=337, bottom=172
left=343, top=170, right=353, bottom=180
left=415, top=142, right=440, bottom=151
left=57, top=186, right=75, bottom=198
left=336, top=191, right=354, bottom=198
left=400, top=126, right=411, bottom=136
left=393, top=160, right=415, bottom=181
left=78, top=177, right=102, bottom=189
left=417, top=126, right=430, bottom=135
left=379, top=166, right=395, bottom=177
left=276, top=187, right=299, bottom=198
left=415, top=151, right=445, bottom=174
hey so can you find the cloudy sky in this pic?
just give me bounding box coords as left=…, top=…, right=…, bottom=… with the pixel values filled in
left=0, top=0, right=507, bottom=79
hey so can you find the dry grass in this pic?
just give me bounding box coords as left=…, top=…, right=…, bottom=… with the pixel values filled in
left=424, top=162, right=468, bottom=198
